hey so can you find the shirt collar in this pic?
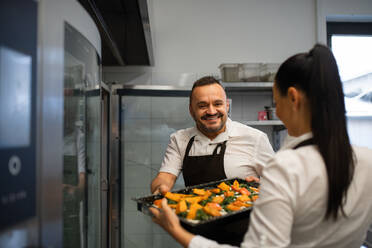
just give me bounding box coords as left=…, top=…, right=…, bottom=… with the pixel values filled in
left=192, top=118, right=233, bottom=144
left=280, top=132, right=313, bottom=150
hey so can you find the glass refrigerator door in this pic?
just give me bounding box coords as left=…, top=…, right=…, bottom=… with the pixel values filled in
left=63, top=22, right=102, bottom=248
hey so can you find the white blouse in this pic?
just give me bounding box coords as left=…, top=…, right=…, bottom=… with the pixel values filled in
left=189, top=133, right=372, bottom=248
left=159, top=118, right=274, bottom=179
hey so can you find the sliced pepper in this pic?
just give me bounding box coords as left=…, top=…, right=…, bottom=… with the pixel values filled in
left=233, top=200, right=252, bottom=207
left=231, top=185, right=241, bottom=192
left=249, top=186, right=260, bottom=193
left=176, top=200, right=188, bottom=214
left=201, top=190, right=212, bottom=200
left=168, top=204, right=177, bottom=209
left=203, top=205, right=221, bottom=217
left=217, top=182, right=230, bottom=192
left=224, top=191, right=234, bottom=197
left=237, top=194, right=250, bottom=202
left=239, top=187, right=251, bottom=195
left=153, top=199, right=163, bottom=208
left=251, top=195, right=259, bottom=202
left=226, top=203, right=241, bottom=211
left=212, top=196, right=224, bottom=204
left=193, top=188, right=206, bottom=196
left=186, top=203, right=203, bottom=220
left=164, top=192, right=182, bottom=202
left=210, top=188, right=221, bottom=194
left=206, top=202, right=222, bottom=211
left=184, top=196, right=202, bottom=204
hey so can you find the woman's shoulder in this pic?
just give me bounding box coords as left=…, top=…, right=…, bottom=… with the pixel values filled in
left=270, top=146, right=324, bottom=175
left=353, top=146, right=372, bottom=166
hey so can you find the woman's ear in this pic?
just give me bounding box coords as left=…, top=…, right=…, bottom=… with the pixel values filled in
left=287, top=87, right=301, bottom=110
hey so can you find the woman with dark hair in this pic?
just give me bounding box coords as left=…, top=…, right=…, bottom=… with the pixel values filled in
left=150, top=44, right=372, bottom=247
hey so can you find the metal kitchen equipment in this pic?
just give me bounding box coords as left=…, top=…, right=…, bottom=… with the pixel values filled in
left=133, top=178, right=259, bottom=234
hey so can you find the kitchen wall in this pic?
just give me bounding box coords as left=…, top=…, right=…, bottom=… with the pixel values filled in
left=104, top=0, right=316, bottom=85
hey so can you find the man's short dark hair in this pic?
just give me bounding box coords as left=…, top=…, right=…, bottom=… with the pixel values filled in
left=189, top=76, right=224, bottom=104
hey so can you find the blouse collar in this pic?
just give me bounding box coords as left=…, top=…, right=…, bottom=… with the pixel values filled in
left=280, top=132, right=313, bottom=151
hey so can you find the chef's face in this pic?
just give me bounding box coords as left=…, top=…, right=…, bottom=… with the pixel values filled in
left=189, top=83, right=229, bottom=139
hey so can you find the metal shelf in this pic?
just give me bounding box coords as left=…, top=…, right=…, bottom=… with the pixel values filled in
left=246, top=120, right=283, bottom=126
left=222, top=82, right=273, bottom=91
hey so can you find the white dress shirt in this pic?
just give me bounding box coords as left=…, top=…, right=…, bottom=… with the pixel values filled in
left=159, top=118, right=274, bottom=179
left=189, top=133, right=372, bottom=248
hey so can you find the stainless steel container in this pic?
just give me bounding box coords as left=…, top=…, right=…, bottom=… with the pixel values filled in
left=265, top=106, right=278, bottom=120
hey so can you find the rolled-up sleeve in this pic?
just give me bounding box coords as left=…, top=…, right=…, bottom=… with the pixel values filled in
left=159, top=134, right=183, bottom=176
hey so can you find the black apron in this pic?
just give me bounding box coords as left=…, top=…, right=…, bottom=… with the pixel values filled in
left=182, top=136, right=227, bottom=187
left=182, top=136, right=247, bottom=246
left=293, top=138, right=314, bottom=149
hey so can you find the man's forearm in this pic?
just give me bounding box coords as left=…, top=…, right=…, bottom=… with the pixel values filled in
left=151, top=172, right=177, bottom=193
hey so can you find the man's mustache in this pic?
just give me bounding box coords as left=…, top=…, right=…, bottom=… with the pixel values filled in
left=201, top=113, right=223, bottom=120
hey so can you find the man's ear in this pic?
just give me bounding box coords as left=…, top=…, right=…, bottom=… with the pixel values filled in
left=189, top=104, right=194, bottom=118
left=226, top=99, right=230, bottom=113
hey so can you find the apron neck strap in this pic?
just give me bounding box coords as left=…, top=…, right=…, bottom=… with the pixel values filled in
left=212, top=140, right=227, bottom=155
left=293, top=138, right=314, bottom=150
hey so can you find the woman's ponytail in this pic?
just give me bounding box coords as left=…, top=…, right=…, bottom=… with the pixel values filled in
left=275, top=44, right=355, bottom=220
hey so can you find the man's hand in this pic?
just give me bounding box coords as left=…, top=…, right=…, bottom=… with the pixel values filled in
left=245, top=176, right=260, bottom=183
left=151, top=172, right=177, bottom=194
left=153, top=184, right=170, bottom=195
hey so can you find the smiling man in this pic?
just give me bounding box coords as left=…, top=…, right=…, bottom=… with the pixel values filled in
left=151, top=76, right=274, bottom=193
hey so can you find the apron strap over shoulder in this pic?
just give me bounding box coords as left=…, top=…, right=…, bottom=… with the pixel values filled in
left=184, top=136, right=196, bottom=157
left=212, top=140, right=227, bottom=155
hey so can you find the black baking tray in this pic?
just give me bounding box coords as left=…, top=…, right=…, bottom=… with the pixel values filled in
left=133, top=178, right=259, bottom=244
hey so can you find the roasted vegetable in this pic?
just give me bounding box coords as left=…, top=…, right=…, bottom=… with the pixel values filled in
left=249, top=186, right=259, bottom=193
left=217, top=182, right=230, bottom=191
left=193, top=188, right=206, bottom=196
left=184, top=196, right=202, bottom=204
left=167, top=199, right=178, bottom=205
left=221, top=196, right=236, bottom=206
left=224, top=191, right=235, bottom=197
left=239, top=187, right=251, bottom=195
left=195, top=209, right=210, bottom=221
left=250, top=195, right=259, bottom=202
left=211, top=196, right=224, bottom=204
left=178, top=211, right=188, bottom=218
left=176, top=200, right=188, bottom=214
left=206, top=202, right=222, bottom=211
left=153, top=199, right=163, bottom=208
left=233, top=200, right=252, bottom=207
left=231, top=180, right=241, bottom=192
left=201, top=190, right=212, bottom=200
left=187, top=203, right=203, bottom=220
left=150, top=179, right=259, bottom=222
left=237, top=194, right=250, bottom=202
left=226, top=203, right=241, bottom=211
left=210, top=188, right=221, bottom=194
left=203, top=205, right=221, bottom=217
left=165, top=192, right=182, bottom=202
